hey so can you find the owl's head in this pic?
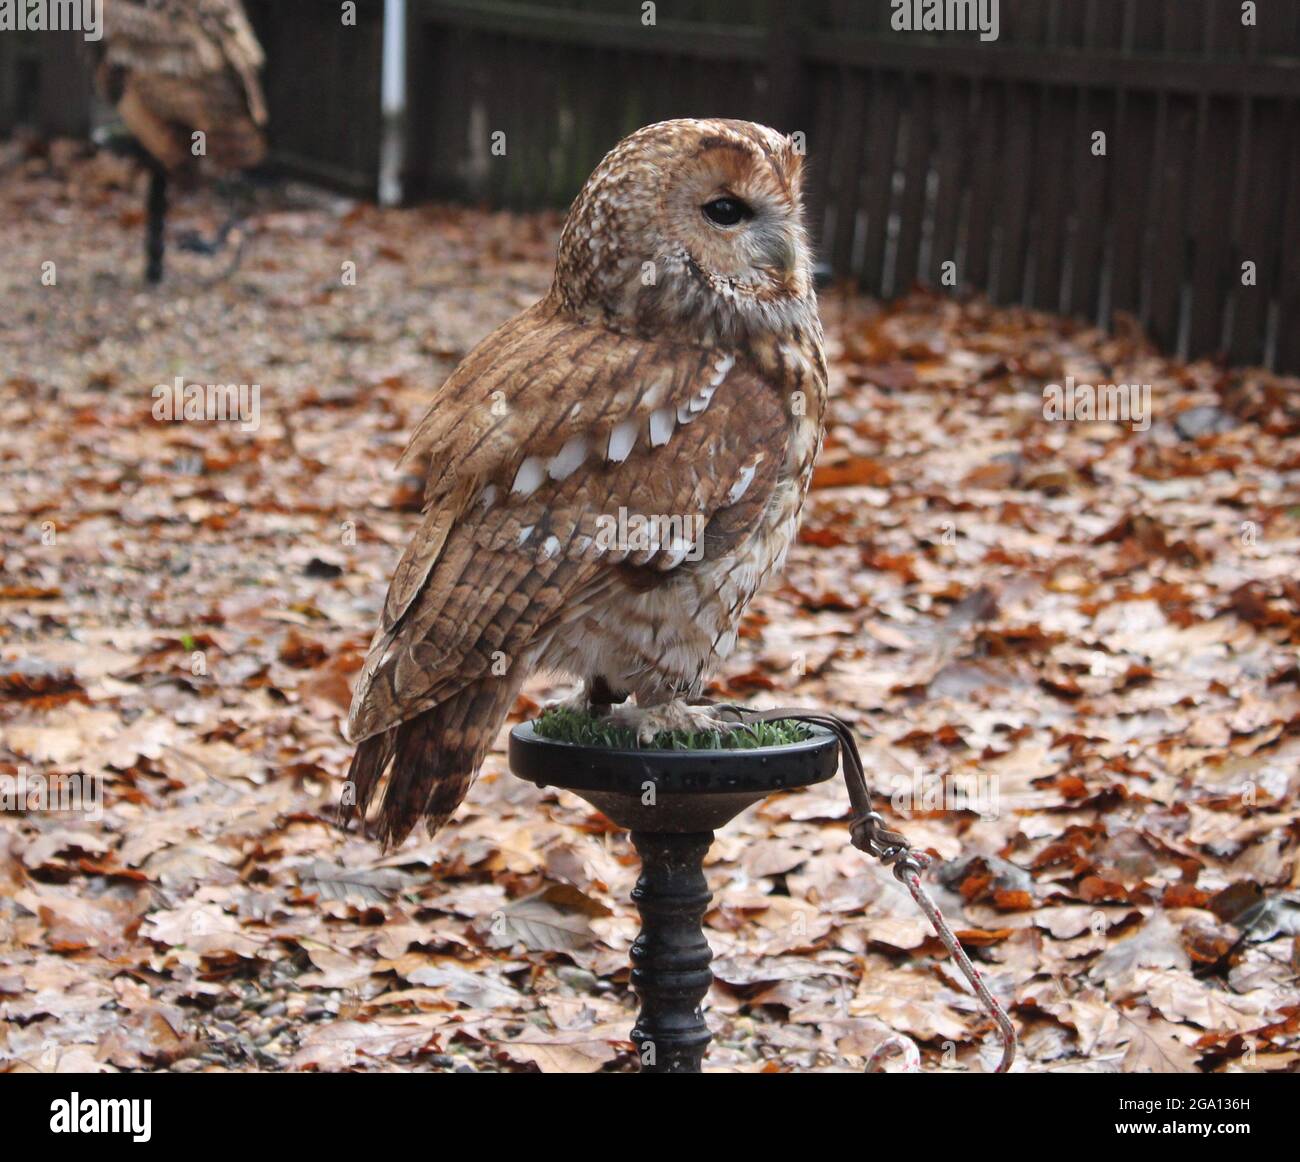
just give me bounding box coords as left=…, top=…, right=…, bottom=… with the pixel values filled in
left=552, top=119, right=814, bottom=344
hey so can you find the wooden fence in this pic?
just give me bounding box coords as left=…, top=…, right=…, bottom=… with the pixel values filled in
left=404, top=0, right=1300, bottom=374
left=0, top=28, right=91, bottom=138
left=244, top=0, right=386, bottom=197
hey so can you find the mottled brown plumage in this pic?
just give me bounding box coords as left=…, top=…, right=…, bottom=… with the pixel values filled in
left=346, top=119, right=827, bottom=846
left=96, top=0, right=267, bottom=173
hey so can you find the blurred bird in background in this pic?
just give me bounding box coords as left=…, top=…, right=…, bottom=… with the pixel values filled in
left=92, top=0, right=268, bottom=283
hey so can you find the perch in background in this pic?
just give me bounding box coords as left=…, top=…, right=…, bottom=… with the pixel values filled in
left=93, top=0, right=267, bottom=283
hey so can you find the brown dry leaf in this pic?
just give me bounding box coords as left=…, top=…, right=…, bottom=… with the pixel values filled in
left=494, top=1022, right=628, bottom=1072
left=298, top=860, right=413, bottom=906
left=142, top=902, right=267, bottom=960
left=480, top=885, right=607, bottom=952
left=849, top=968, right=972, bottom=1042
left=14, top=888, right=139, bottom=954
left=298, top=941, right=377, bottom=990
left=1028, top=990, right=1126, bottom=1057
left=1118, top=1010, right=1202, bottom=1073
left=403, top=962, right=521, bottom=1009
left=0, top=707, right=121, bottom=764
left=289, top=1015, right=448, bottom=1070
left=1137, top=970, right=1270, bottom=1033
left=1090, top=911, right=1192, bottom=988
left=98, top=1004, right=191, bottom=1069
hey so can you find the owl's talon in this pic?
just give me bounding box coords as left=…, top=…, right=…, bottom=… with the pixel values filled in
left=609, top=700, right=735, bottom=746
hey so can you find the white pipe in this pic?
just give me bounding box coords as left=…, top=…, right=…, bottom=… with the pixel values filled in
left=379, top=0, right=406, bottom=205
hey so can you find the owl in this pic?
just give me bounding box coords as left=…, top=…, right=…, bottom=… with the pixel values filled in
left=94, top=0, right=267, bottom=281
left=95, top=0, right=267, bottom=174
left=345, top=118, right=827, bottom=846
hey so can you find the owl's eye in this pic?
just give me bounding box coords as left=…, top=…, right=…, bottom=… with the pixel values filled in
left=702, top=197, right=753, bottom=227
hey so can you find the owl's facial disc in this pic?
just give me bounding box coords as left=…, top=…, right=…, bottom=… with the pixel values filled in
left=551, top=120, right=814, bottom=335
left=663, top=141, right=807, bottom=297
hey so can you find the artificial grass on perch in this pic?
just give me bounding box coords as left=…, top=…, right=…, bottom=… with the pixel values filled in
left=510, top=703, right=1018, bottom=1074
left=532, top=705, right=812, bottom=750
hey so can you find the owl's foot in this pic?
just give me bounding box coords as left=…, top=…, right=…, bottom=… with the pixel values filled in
left=544, top=686, right=595, bottom=716
left=608, top=699, right=736, bottom=746
left=544, top=677, right=630, bottom=717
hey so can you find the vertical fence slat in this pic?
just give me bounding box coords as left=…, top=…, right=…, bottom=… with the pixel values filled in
left=962, top=79, right=1003, bottom=297
left=1187, top=97, right=1239, bottom=359
left=1107, top=90, right=1158, bottom=324
left=1274, top=99, right=1300, bottom=372
left=805, top=58, right=840, bottom=259
left=827, top=67, right=868, bottom=277
left=992, top=81, right=1035, bottom=304
left=927, top=74, right=971, bottom=291
left=1146, top=94, right=1198, bottom=355
left=891, top=74, right=935, bottom=295
left=1229, top=99, right=1285, bottom=366
left=1027, top=86, right=1074, bottom=313
left=858, top=69, right=902, bottom=299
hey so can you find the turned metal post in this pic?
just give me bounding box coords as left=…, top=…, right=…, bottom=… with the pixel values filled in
left=628, top=830, right=715, bottom=1072
left=145, top=165, right=167, bottom=285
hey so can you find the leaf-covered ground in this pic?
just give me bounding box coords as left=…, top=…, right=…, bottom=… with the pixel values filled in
left=1, top=143, right=1298, bottom=1073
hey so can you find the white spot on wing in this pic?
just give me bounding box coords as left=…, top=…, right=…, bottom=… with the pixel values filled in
left=511, top=456, right=545, bottom=496
left=727, top=459, right=760, bottom=505
left=649, top=407, right=675, bottom=447
left=641, top=368, right=672, bottom=409
left=540, top=535, right=561, bottom=560
left=516, top=524, right=535, bottom=545
left=547, top=436, right=588, bottom=481
left=681, top=353, right=734, bottom=424
left=691, top=385, right=717, bottom=414
left=607, top=420, right=638, bottom=463
left=477, top=484, right=498, bottom=509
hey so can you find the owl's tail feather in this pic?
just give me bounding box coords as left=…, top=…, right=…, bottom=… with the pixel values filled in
left=343, top=675, right=522, bottom=848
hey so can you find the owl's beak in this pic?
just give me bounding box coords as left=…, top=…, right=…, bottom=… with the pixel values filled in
left=763, top=232, right=800, bottom=282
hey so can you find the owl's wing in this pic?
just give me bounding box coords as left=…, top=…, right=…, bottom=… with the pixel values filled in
left=346, top=304, right=794, bottom=743
left=102, top=0, right=267, bottom=124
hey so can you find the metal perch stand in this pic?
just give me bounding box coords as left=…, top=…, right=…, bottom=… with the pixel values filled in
left=508, top=709, right=1017, bottom=1074
left=509, top=721, right=840, bottom=1073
